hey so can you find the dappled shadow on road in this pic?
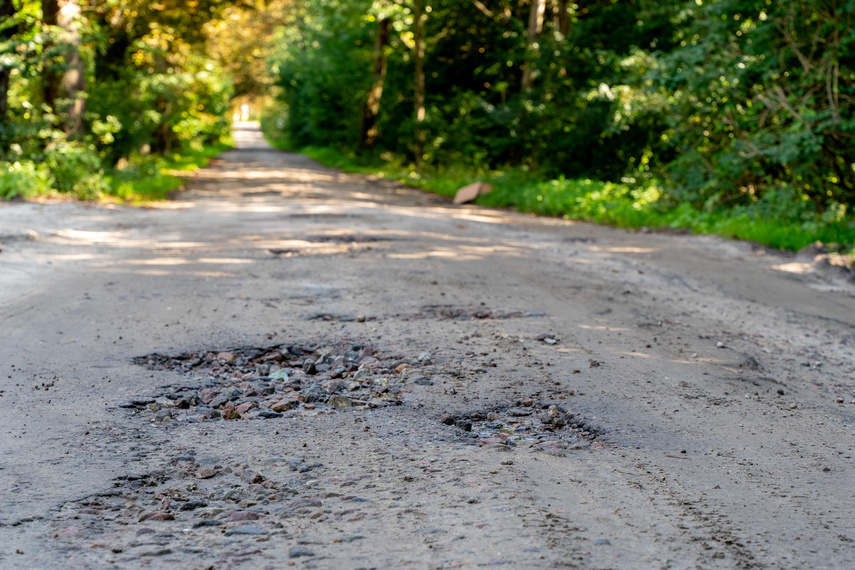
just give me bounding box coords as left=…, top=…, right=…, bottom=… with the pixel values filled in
left=5, top=124, right=855, bottom=401
left=7, top=126, right=855, bottom=570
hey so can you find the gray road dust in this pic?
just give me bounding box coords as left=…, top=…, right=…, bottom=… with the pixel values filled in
left=1, top=123, right=855, bottom=569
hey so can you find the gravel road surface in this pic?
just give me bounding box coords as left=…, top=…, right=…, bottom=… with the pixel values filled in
left=2, top=123, right=855, bottom=569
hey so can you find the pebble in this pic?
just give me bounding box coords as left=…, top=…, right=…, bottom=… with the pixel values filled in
left=228, top=511, right=262, bottom=521
left=154, top=409, right=172, bottom=421
left=224, top=525, right=267, bottom=536
left=138, top=511, right=175, bottom=522
left=329, top=395, right=353, bottom=408
left=243, top=470, right=265, bottom=484
left=289, top=498, right=322, bottom=509
left=289, top=546, right=316, bottom=558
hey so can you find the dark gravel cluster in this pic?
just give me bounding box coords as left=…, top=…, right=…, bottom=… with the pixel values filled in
left=411, top=304, right=545, bottom=321
left=126, top=342, right=437, bottom=423
left=443, top=402, right=599, bottom=454
left=49, top=452, right=337, bottom=564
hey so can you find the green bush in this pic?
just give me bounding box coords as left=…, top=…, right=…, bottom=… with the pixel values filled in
left=43, top=141, right=109, bottom=200
left=0, top=161, right=55, bottom=200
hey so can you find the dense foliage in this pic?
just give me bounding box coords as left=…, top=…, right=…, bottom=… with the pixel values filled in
left=267, top=0, right=855, bottom=243
left=2, top=0, right=853, bottom=249
left=0, top=0, right=251, bottom=199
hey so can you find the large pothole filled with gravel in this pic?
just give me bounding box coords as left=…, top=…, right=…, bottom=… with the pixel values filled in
left=127, top=340, right=438, bottom=423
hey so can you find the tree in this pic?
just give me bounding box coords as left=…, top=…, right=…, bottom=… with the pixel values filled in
left=0, top=0, right=18, bottom=120
left=521, top=0, right=545, bottom=90
left=359, top=16, right=391, bottom=150
left=412, top=0, right=425, bottom=163
left=43, top=0, right=86, bottom=134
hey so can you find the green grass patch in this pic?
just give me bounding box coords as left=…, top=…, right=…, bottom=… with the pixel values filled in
left=258, top=127, right=855, bottom=254
left=1, top=140, right=232, bottom=204
left=105, top=141, right=232, bottom=203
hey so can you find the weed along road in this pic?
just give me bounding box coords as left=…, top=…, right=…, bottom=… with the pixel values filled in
left=2, top=123, right=855, bottom=569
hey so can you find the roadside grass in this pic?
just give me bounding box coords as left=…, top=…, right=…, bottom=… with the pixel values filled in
left=0, top=140, right=232, bottom=204
left=105, top=140, right=233, bottom=203
left=259, top=124, right=855, bottom=254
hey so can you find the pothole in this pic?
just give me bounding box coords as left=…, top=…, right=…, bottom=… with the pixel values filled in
left=406, top=305, right=546, bottom=321
left=128, top=341, right=439, bottom=424
left=267, top=234, right=396, bottom=257
left=284, top=213, right=360, bottom=220
left=48, top=448, right=333, bottom=565
left=442, top=403, right=601, bottom=456
left=305, top=313, right=375, bottom=322
left=304, top=234, right=398, bottom=244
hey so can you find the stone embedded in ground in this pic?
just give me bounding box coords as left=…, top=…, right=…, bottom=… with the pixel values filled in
left=329, top=395, right=353, bottom=408
left=289, top=498, right=322, bottom=509
left=138, top=511, right=174, bottom=522
left=243, top=470, right=265, bottom=484
left=289, top=546, right=316, bottom=558
left=225, top=525, right=267, bottom=536
left=228, top=511, right=262, bottom=521
left=270, top=399, right=298, bottom=413
left=217, top=352, right=236, bottom=363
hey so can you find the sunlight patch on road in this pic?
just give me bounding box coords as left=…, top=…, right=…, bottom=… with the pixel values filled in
left=42, top=253, right=99, bottom=261
left=388, top=245, right=525, bottom=261
left=618, top=351, right=653, bottom=359
left=197, top=258, right=254, bottom=264
left=119, top=257, right=254, bottom=266
left=593, top=246, right=655, bottom=254
left=771, top=262, right=812, bottom=274
left=577, top=324, right=628, bottom=331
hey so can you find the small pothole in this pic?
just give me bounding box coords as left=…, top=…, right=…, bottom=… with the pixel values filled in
left=407, top=305, right=546, bottom=321
left=442, top=404, right=601, bottom=455
left=304, top=234, right=397, bottom=244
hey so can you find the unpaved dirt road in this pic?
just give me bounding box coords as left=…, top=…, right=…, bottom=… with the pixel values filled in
left=2, top=123, right=855, bottom=569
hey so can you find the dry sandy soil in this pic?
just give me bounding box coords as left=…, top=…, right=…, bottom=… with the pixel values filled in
left=1, top=123, right=855, bottom=569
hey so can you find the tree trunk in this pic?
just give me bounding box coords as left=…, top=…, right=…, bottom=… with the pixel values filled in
left=42, top=0, right=61, bottom=114
left=556, top=0, right=569, bottom=37
left=359, top=17, right=391, bottom=151
left=413, top=0, right=426, bottom=165
left=43, top=0, right=86, bottom=134
left=521, top=0, right=546, bottom=91
left=0, top=0, right=16, bottom=120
